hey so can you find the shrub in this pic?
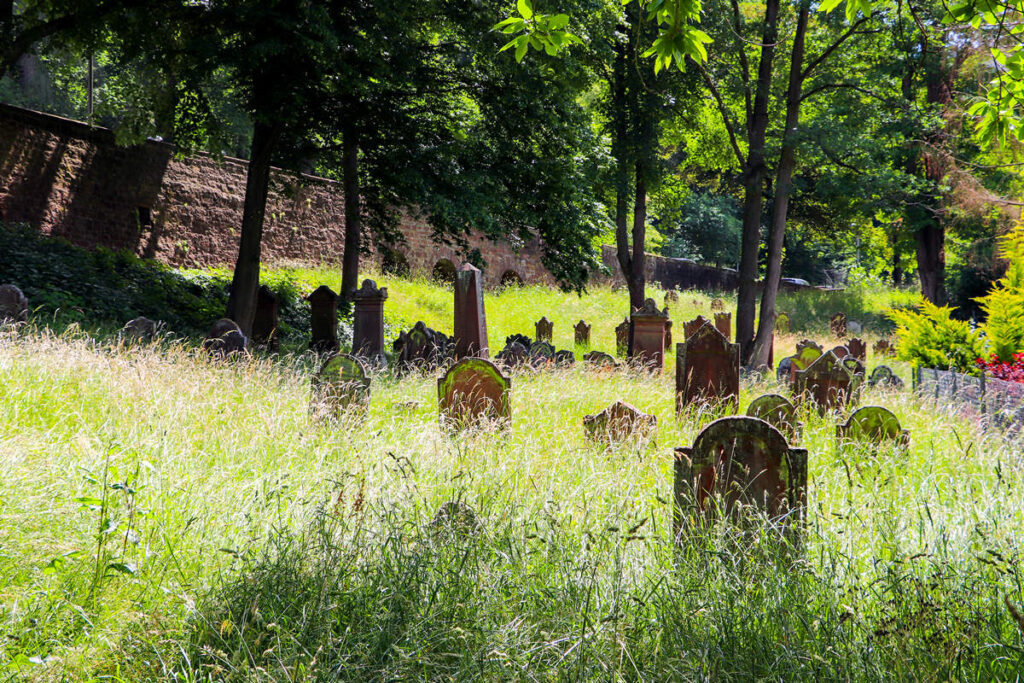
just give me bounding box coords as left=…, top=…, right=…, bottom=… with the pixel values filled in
left=976, top=353, right=1024, bottom=383
left=889, top=300, right=988, bottom=373
left=976, top=225, right=1024, bottom=362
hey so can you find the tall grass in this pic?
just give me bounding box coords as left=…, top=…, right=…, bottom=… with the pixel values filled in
left=0, top=316, right=1020, bottom=680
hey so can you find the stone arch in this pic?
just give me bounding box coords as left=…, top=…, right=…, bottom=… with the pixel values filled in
left=432, top=258, right=457, bottom=284
left=500, top=269, right=524, bottom=288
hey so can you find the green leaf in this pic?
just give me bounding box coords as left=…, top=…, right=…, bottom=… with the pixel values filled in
left=515, top=38, right=529, bottom=62
left=819, top=0, right=843, bottom=13
left=549, top=14, right=570, bottom=29
left=517, top=0, right=534, bottom=20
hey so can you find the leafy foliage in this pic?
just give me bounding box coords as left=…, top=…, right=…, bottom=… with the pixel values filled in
left=975, top=224, right=1024, bottom=361
left=656, top=191, right=742, bottom=268
left=889, top=300, right=988, bottom=372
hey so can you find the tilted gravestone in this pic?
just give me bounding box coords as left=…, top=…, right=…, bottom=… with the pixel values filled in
left=710, top=298, right=724, bottom=311
left=454, top=263, right=488, bottom=359
left=583, top=400, right=656, bottom=444
left=746, top=393, right=800, bottom=442
left=437, top=358, right=511, bottom=428
left=794, top=351, right=858, bottom=413
left=583, top=351, right=617, bottom=369
left=615, top=318, right=630, bottom=357
left=630, top=299, right=670, bottom=372
left=676, top=321, right=740, bottom=411
left=837, top=405, right=909, bottom=447
left=0, top=284, right=28, bottom=324
left=574, top=320, right=591, bottom=347
left=673, top=416, right=807, bottom=536
left=203, top=318, right=248, bottom=356
left=122, top=316, right=159, bottom=342
left=351, top=279, right=388, bottom=364
left=252, top=285, right=279, bottom=351
left=307, top=285, right=339, bottom=353
left=868, top=364, right=904, bottom=389
left=684, top=315, right=712, bottom=340
left=774, top=312, right=791, bottom=334
left=312, top=353, right=371, bottom=416
left=830, top=312, right=847, bottom=338
left=535, top=317, right=554, bottom=343
left=714, top=312, right=732, bottom=340
left=528, top=340, right=555, bottom=368
left=847, top=337, right=867, bottom=363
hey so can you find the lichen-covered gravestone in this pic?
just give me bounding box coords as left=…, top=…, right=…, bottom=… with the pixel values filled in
left=847, top=337, right=867, bottom=363
left=673, top=417, right=807, bottom=536
left=785, top=339, right=824, bottom=385
left=454, top=263, right=489, bottom=359
left=794, top=351, right=857, bottom=413
left=583, top=400, right=656, bottom=445
left=837, top=405, right=909, bottom=447
left=583, top=351, right=617, bottom=368
left=252, top=285, right=279, bottom=352
left=528, top=340, right=555, bottom=367
left=615, top=319, right=630, bottom=357
left=746, top=393, right=800, bottom=442
left=574, top=320, right=591, bottom=347
left=774, top=313, right=791, bottom=335
left=714, top=312, right=731, bottom=340
left=868, top=365, right=904, bottom=389
left=122, top=316, right=159, bottom=342
left=352, top=279, right=388, bottom=364
left=312, top=353, right=371, bottom=416
left=0, top=284, right=28, bottom=324
left=630, top=299, right=670, bottom=372
left=204, top=318, right=248, bottom=356
left=307, top=285, right=339, bottom=353
left=676, top=320, right=740, bottom=411
left=535, top=317, right=553, bottom=343
left=437, top=358, right=511, bottom=428
left=710, top=298, right=724, bottom=311
left=873, top=339, right=896, bottom=358
left=830, top=313, right=847, bottom=338
left=394, top=321, right=451, bottom=372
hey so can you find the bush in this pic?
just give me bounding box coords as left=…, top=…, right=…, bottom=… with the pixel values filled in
left=889, top=300, right=988, bottom=373
left=976, top=225, right=1024, bottom=362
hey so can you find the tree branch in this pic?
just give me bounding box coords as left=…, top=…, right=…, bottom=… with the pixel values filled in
left=801, top=17, right=871, bottom=81
left=697, top=62, right=746, bottom=168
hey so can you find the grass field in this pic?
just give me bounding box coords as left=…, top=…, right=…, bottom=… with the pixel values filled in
left=1, top=275, right=1021, bottom=681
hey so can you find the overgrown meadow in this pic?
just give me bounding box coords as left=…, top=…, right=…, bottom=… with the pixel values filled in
left=0, top=274, right=1021, bottom=681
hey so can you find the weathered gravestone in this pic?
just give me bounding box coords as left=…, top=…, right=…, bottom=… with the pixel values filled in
left=0, top=284, right=28, bottom=324
left=615, top=319, right=630, bottom=357
left=574, top=320, right=591, bottom=347
left=495, top=341, right=529, bottom=369
left=204, top=318, right=248, bottom=356
left=676, top=321, right=740, bottom=411
left=454, top=263, right=488, bottom=359
left=553, top=349, right=576, bottom=367
left=774, top=312, right=791, bottom=335
left=873, top=339, right=896, bottom=358
left=684, top=315, right=712, bottom=340
left=351, top=279, right=388, bottom=364
left=710, top=298, right=724, bottom=311
left=665, top=319, right=673, bottom=347
left=794, top=351, right=858, bottom=413
left=394, top=321, right=451, bottom=372
left=583, top=400, right=656, bottom=444
left=784, top=339, right=825, bottom=384
left=830, top=312, right=847, bottom=338
left=437, top=358, right=511, bottom=428
left=252, top=285, right=279, bottom=351
left=869, top=364, right=904, bottom=389
left=122, top=316, right=159, bottom=342
left=307, top=286, right=339, bottom=353
left=847, top=337, right=867, bottom=363
left=506, top=333, right=532, bottom=349
left=776, top=357, right=794, bottom=383
left=311, top=353, right=371, bottom=416
left=665, top=290, right=679, bottom=305
left=583, top=351, right=617, bottom=368
left=528, top=340, right=555, bottom=368
left=714, top=312, right=732, bottom=340
left=630, top=299, right=670, bottom=371
left=673, top=417, right=807, bottom=536
left=746, top=393, right=800, bottom=442
left=830, top=345, right=850, bottom=359
left=837, top=405, right=909, bottom=447
left=535, top=317, right=553, bottom=343
left=842, top=357, right=866, bottom=379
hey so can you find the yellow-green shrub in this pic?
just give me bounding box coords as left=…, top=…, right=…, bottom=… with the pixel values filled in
left=977, top=224, right=1024, bottom=362
left=889, top=300, right=987, bottom=372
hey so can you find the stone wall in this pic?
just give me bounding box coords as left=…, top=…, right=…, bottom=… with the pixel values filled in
left=0, top=104, right=554, bottom=287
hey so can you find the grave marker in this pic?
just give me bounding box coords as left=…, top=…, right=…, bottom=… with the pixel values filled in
left=583, top=351, right=617, bottom=368
left=122, top=316, right=159, bottom=342
left=454, top=263, right=489, bottom=359
left=774, top=313, right=791, bottom=334
left=676, top=322, right=740, bottom=411
left=873, top=339, right=896, bottom=358
left=554, top=350, right=576, bottom=367
left=583, top=401, right=656, bottom=444
left=252, top=285, right=279, bottom=351
left=711, top=298, right=724, bottom=311
left=684, top=315, right=712, bottom=340
left=830, top=312, right=847, bottom=338
left=830, top=345, right=850, bottom=359
left=312, top=353, right=371, bottom=415
left=714, top=312, right=731, bottom=340
left=307, top=286, right=339, bottom=353
left=847, top=337, right=867, bottom=363
left=535, top=316, right=553, bottom=343
left=665, top=290, right=679, bottom=305
left=495, top=341, right=529, bottom=369
left=869, top=365, right=904, bottom=389
left=794, top=351, right=857, bottom=413
left=837, top=406, right=909, bottom=447
left=0, top=284, right=28, bottom=323
left=615, top=319, right=630, bottom=357
left=630, top=299, right=670, bottom=371
left=204, top=318, right=248, bottom=356
left=574, top=320, right=591, bottom=347
left=437, top=358, right=511, bottom=428
left=352, top=279, right=388, bottom=364
left=745, top=393, right=800, bottom=441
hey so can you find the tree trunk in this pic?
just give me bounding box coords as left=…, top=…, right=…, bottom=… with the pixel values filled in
left=227, top=120, right=280, bottom=336
left=629, top=162, right=647, bottom=311
left=891, top=226, right=903, bottom=287
left=735, top=0, right=780, bottom=364
left=915, top=224, right=945, bottom=304
left=340, top=122, right=361, bottom=312
left=611, top=37, right=644, bottom=312
left=750, top=0, right=808, bottom=370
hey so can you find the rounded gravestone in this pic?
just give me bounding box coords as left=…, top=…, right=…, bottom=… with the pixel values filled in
left=437, top=358, right=511, bottom=428
left=838, top=405, right=909, bottom=447
left=745, top=393, right=799, bottom=441
left=203, top=318, right=248, bottom=356
left=122, top=316, right=160, bottom=342
left=313, top=353, right=371, bottom=415
left=0, top=284, right=29, bottom=324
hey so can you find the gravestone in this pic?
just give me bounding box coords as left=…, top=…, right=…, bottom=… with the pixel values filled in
left=454, top=263, right=489, bottom=359
left=495, top=341, right=529, bottom=369
left=830, top=345, right=850, bottom=359
left=630, top=299, right=670, bottom=371
left=710, top=298, right=724, bottom=311
left=842, top=357, right=866, bottom=379
left=664, top=290, right=679, bottom=305
left=847, top=337, right=867, bottom=362
left=574, top=320, right=591, bottom=347
left=830, top=313, right=847, bottom=338
left=252, top=285, right=279, bottom=351
left=535, top=317, right=553, bottom=343
left=437, top=358, right=511, bottom=427
left=676, top=322, right=740, bottom=411
left=869, top=365, right=904, bottom=389
left=554, top=349, right=576, bottom=367
left=774, top=313, right=791, bottom=334
left=673, top=417, right=807, bottom=535
left=122, top=316, right=159, bottom=342
left=745, top=393, right=800, bottom=442
left=684, top=315, right=712, bottom=340
left=312, top=353, right=371, bottom=415
left=352, top=279, right=388, bottom=364
left=714, top=312, right=731, bottom=340
left=506, top=333, right=532, bottom=349
left=776, top=357, right=794, bottom=383
left=583, top=401, right=656, bottom=444
left=794, top=351, right=857, bottom=413
left=665, top=319, right=673, bottom=347
left=837, top=406, right=909, bottom=447
left=528, top=340, right=555, bottom=368
left=873, top=339, right=896, bottom=358
left=615, top=319, right=630, bottom=357
left=307, top=285, right=339, bottom=353
left=787, top=340, right=824, bottom=384
left=204, top=318, right=248, bottom=356
left=394, top=321, right=451, bottom=372
left=583, top=351, right=617, bottom=368
left=0, top=284, right=28, bottom=323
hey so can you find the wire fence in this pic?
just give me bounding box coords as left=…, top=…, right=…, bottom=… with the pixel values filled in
left=915, top=367, right=1024, bottom=438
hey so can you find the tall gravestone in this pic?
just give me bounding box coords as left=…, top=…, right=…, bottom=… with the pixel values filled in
left=535, top=317, right=553, bottom=343
left=352, top=279, right=388, bottom=364
left=307, top=285, right=340, bottom=353
left=714, top=312, right=731, bottom=340
left=252, top=285, right=279, bottom=351
left=437, top=358, right=511, bottom=428
left=574, top=320, right=591, bottom=347
left=630, top=299, right=670, bottom=372
left=676, top=320, right=740, bottom=411
left=454, top=263, right=488, bottom=359
left=794, top=351, right=857, bottom=413
left=673, top=417, right=807, bottom=537
left=847, top=337, right=867, bottom=363
left=665, top=320, right=673, bottom=347
left=615, top=319, right=630, bottom=358
left=0, top=284, right=28, bottom=323
left=311, top=353, right=371, bottom=416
